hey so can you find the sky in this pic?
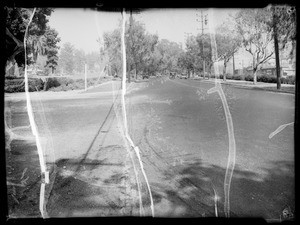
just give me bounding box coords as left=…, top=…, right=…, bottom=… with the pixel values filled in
left=48, top=8, right=238, bottom=54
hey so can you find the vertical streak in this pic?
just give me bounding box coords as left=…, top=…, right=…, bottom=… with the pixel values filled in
left=111, top=83, right=144, bottom=216
left=207, top=9, right=236, bottom=218
left=120, top=9, right=155, bottom=217
left=23, top=8, right=49, bottom=218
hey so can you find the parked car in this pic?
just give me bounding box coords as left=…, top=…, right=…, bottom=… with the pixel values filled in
left=179, top=74, right=188, bottom=79
left=142, top=74, right=149, bottom=79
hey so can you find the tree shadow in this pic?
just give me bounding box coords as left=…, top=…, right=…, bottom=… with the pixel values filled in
left=147, top=159, right=294, bottom=219
left=46, top=157, right=133, bottom=217
left=6, top=139, right=42, bottom=217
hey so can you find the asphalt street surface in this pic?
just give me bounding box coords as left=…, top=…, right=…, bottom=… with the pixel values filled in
left=5, top=77, right=294, bottom=219
left=125, top=77, right=294, bottom=218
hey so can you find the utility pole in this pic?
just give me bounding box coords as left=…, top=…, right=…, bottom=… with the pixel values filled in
left=84, top=64, right=87, bottom=91
left=232, top=52, right=235, bottom=76
left=196, top=9, right=208, bottom=79
left=128, top=9, right=133, bottom=83
left=272, top=6, right=281, bottom=90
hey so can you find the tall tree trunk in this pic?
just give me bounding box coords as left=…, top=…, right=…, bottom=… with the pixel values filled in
left=135, top=65, right=138, bottom=80
left=253, top=68, right=258, bottom=84
left=127, top=64, right=131, bottom=83
left=203, top=61, right=206, bottom=79
left=128, top=11, right=133, bottom=83
left=43, top=78, right=48, bottom=91
left=223, top=61, right=227, bottom=81
left=273, top=7, right=281, bottom=90
left=232, top=52, right=235, bottom=76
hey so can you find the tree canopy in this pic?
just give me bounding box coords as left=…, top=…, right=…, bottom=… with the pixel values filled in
left=235, top=8, right=274, bottom=84
left=5, top=7, right=54, bottom=66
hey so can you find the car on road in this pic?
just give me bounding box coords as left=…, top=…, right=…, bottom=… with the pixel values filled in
left=178, top=74, right=188, bottom=79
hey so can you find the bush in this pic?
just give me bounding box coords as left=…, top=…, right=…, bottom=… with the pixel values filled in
left=281, top=76, right=295, bottom=85
left=47, top=78, right=85, bottom=91
left=44, top=78, right=61, bottom=90
left=257, top=75, right=277, bottom=83
left=226, top=74, right=233, bottom=80
left=245, top=75, right=253, bottom=82
left=5, top=77, right=44, bottom=93
left=232, top=75, right=243, bottom=80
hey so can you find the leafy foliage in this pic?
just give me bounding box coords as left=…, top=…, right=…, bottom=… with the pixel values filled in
left=5, top=7, right=54, bottom=66
left=44, top=27, right=60, bottom=74
left=5, top=78, right=44, bottom=92
left=58, top=42, right=75, bottom=75
left=215, top=21, right=241, bottom=78
left=235, top=8, right=274, bottom=83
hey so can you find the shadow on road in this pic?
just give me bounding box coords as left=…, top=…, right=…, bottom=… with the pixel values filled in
left=47, top=158, right=130, bottom=217
left=148, top=159, right=294, bottom=219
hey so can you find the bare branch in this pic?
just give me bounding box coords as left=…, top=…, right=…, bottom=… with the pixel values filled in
left=6, top=28, right=24, bottom=47
left=258, top=51, right=274, bottom=65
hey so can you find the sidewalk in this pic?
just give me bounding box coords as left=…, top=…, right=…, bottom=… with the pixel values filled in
left=195, top=78, right=295, bottom=94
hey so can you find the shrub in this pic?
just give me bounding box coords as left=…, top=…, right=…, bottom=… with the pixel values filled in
left=244, top=75, right=253, bottom=82
left=5, top=77, right=44, bottom=93
left=232, top=75, right=243, bottom=80
left=226, top=74, right=233, bottom=80
left=44, top=78, right=61, bottom=90
left=257, top=75, right=277, bottom=83
left=281, top=76, right=295, bottom=85
left=29, top=78, right=44, bottom=91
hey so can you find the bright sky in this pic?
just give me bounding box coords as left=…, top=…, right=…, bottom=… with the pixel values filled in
left=48, top=8, right=238, bottom=54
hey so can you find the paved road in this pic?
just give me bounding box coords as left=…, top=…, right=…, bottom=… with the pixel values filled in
left=125, top=77, right=294, bottom=219
left=5, top=81, right=144, bottom=217
left=5, top=78, right=294, bottom=219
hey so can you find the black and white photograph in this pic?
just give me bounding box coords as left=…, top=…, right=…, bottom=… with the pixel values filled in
left=3, top=1, right=296, bottom=222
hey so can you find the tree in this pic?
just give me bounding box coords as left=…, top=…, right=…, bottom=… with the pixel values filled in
left=72, top=49, right=86, bottom=74
left=196, top=33, right=213, bottom=78
left=182, top=34, right=212, bottom=78
left=43, top=26, right=60, bottom=74
left=140, top=34, right=159, bottom=75
left=5, top=7, right=53, bottom=68
left=215, top=22, right=241, bottom=81
left=103, top=18, right=158, bottom=79
left=86, top=52, right=101, bottom=73
left=58, top=42, right=75, bottom=75
left=235, top=9, right=274, bottom=84
left=184, top=35, right=201, bottom=77
left=103, top=29, right=122, bottom=77
left=150, top=39, right=181, bottom=75
left=125, top=18, right=158, bottom=79
left=268, top=5, right=296, bottom=89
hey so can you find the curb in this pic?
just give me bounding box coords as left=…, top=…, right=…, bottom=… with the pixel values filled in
left=197, top=79, right=295, bottom=95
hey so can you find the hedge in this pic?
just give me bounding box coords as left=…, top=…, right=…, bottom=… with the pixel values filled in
left=5, top=78, right=44, bottom=93
left=280, top=76, right=295, bottom=85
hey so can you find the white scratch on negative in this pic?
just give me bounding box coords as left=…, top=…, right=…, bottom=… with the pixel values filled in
left=23, top=8, right=49, bottom=218
left=207, top=9, right=237, bottom=218
left=121, top=9, right=155, bottom=217
left=269, top=122, right=294, bottom=139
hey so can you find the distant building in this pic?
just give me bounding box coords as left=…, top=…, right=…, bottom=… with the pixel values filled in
left=245, top=65, right=295, bottom=77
